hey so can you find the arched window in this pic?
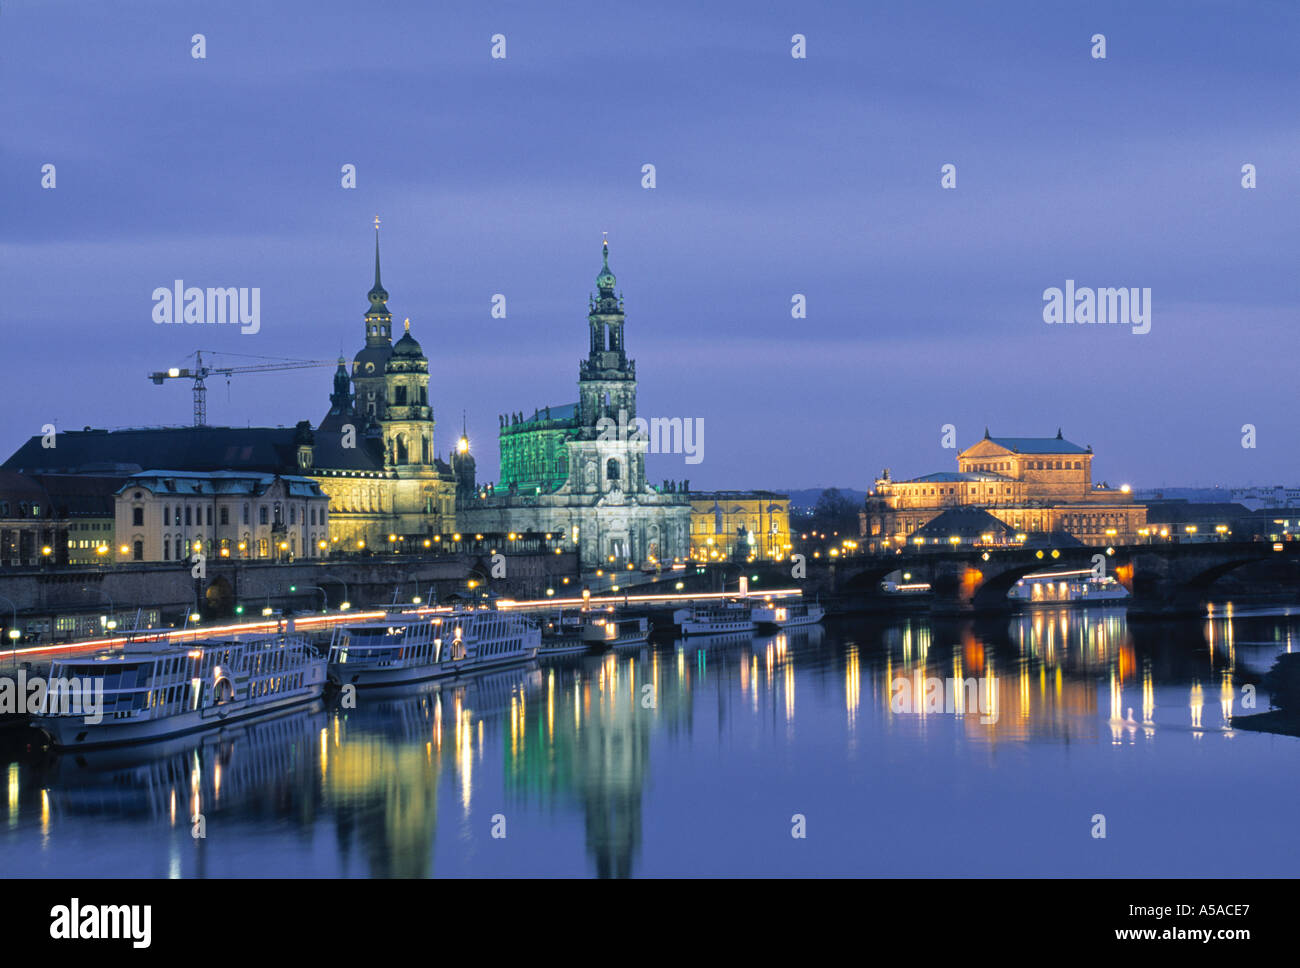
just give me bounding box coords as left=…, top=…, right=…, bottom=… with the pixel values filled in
left=132, top=540, right=143, bottom=562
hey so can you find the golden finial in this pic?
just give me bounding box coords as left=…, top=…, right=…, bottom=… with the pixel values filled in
left=404, top=317, right=410, bottom=331
left=374, top=215, right=381, bottom=231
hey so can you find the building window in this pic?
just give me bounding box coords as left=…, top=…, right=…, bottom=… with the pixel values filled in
left=185, top=507, right=192, bottom=526
left=289, top=506, right=296, bottom=526
left=132, top=507, right=144, bottom=526
left=259, top=507, right=268, bottom=525
left=133, top=540, right=143, bottom=561
left=205, top=507, right=212, bottom=526
left=220, top=507, right=229, bottom=526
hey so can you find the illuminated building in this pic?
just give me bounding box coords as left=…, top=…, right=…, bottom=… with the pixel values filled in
left=456, top=240, right=691, bottom=571
left=688, top=491, right=791, bottom=561
left=863, top=430, right=1147, bottom=550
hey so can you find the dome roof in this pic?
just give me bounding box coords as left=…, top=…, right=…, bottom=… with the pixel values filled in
left=392, top=331, right=424, bottom=358
left=352, top=344, right=392, bottom=376
left=391, top=318, right=425, bottom=359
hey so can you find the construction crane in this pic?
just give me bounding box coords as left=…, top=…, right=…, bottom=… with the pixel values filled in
left=148, top=350, right=335, bottom=426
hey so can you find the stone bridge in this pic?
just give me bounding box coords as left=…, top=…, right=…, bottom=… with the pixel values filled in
left=749, top=541, right=1300, bottom=617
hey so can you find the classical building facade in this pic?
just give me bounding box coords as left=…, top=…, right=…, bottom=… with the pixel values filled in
left=861, top=430, right=1147, bottom=550
left=113, top=471, right=330, bottom=562
left=688, top=490, right=791, bottom=562
left=455, top=241, right=691, bottom=571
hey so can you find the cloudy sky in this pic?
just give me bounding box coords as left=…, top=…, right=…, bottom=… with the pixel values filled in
left=2, top=0, right=1297, bottom=490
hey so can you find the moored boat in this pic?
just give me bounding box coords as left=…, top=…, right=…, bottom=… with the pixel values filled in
left=329, top=607, right=539, bottom=686
left=34, top=631, right=326, bottom=750
left=582, top=614, right=652, bottom=649
left=751, top=600, right=825, bottom=629
left=538, top=611, right=589, bottom=656
left=671, top=600, right=755, bottom=636
left=1009, top=571, right=1129, bottom=606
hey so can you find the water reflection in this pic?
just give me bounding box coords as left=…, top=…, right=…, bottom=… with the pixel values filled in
left=5, top=604, right=1299, bottom=876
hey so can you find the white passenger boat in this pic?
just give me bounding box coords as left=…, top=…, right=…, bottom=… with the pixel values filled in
left=34, top=631, right=327, bottom=750
left=671, top=600, right=755, bottom=636
left=582, top=614, right=652, bottom=649
left=329, top=607, right=539, bottom=687
left=751, top=600, right=825, bottom=629
left=1009, top=571, right=1129, bottom=606
left=538, top=611, right=589, bottom=656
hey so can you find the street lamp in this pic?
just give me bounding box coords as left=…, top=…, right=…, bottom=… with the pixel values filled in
left=0, top=596, right=19, bottom=670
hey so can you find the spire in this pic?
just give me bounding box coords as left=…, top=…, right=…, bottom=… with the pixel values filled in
left=596, top=233, right=616, bottom=294
left=367, top=216, right=389, bottom=310
left=984, top=426, right=990, bottom=439
left=328, top=356, right=352, bottom=415
left=1056, top=427, right=1063, bottom=439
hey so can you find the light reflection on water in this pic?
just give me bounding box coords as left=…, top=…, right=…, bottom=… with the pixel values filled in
left=2, top=604, right=1299, bottom=877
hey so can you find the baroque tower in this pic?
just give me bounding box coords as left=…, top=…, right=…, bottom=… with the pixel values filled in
left=352, top=218, right=394, bottom=421
left=382, top=318, right=434, bottom=466
left=578, top=239, right=637, bottom=435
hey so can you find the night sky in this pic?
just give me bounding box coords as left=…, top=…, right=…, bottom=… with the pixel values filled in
left=3, top=0, right=1297, bottom=490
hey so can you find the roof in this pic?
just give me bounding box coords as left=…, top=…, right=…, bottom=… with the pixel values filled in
left=914, top=507, right=1017, bottom=538
left=32, top=474, right=125, bottom=517
left=0, top=470, right=51, bottom=510
left=3, top=425, right=388, bottom=477
left=690, top=490, right=789, bottom=500
left=900, top=471, right=1012, bottom=484
left=118, top=470, right=326, bottom=498
left=504, top=403, right=579, bottom=432
left=986, top=436, right=1089, bottom=455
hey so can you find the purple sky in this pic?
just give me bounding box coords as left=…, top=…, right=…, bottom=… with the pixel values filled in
left=2, top=0, right=1297, bottom=490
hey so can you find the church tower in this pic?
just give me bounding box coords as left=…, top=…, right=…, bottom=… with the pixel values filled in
left=577, top=238, right=637, bottom=436
left=352, top=218, right=394, bottom=421
left=451, top=416, right=477, bottom=505
left=382, top=318, right=434, bottom=466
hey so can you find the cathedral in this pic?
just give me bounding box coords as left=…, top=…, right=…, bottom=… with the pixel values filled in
left=454, top=240, right=692, bottom=571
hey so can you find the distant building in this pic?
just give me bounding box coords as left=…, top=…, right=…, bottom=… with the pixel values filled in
left=862, top=430, right=1148, bottom=550
left=1140, top=501, right=1268, bottom=542
left=455, top=241, right=691, bottom=571
left=0, top=471, right=61, bottom=566
left=1230, top=486, right=1300, bottom=511
left=38, top=474, right=121, bottom=564
left=688, top=491, right=791, bottom=562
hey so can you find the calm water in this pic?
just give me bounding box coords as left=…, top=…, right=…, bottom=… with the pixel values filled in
left=2, top=604, right=1298, bottom=877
